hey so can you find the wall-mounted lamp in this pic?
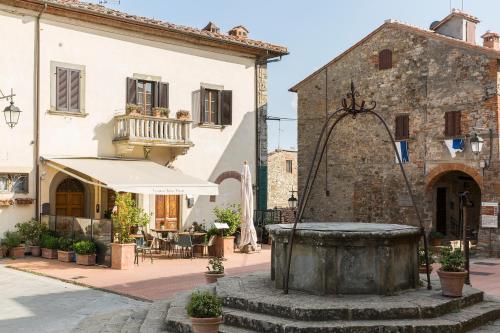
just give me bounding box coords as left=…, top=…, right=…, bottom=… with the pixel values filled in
left=1, top=89, right=21, bottom=128
left=469, top=132, right=484, bottom=155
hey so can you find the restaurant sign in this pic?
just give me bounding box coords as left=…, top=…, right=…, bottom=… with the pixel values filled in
left=481, top=202, right=499, bottom=228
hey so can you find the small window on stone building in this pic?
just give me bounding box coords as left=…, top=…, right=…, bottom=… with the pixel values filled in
left=445, top=111, right=461, bottom=137
left=286, top=160, right=293, bottom=173
left=395, top=115, right=409, bottom=140
left=378, top=49, right=393, bottom=70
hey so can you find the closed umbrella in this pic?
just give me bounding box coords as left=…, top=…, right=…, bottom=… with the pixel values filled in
left=238, top=162, right=258, bottom=250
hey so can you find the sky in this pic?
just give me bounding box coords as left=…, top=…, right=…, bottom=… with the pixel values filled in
left=91, top=0, right=500, bottom=152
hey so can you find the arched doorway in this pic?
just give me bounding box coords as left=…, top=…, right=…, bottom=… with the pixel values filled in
left=55, top=178, right=85, bottom=217
left=430, top=171, right=481, bottom=240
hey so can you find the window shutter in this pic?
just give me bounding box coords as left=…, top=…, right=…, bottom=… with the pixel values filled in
left=200, top=87, right=206, bottom=123
left=126, top=77, right=137, bottom=105
left=395, top=115, right=409, bottom=140
left=158, top=82, right=169, bottom=108
left=454, top=111, right=461, bottom=136
left=56, top=67, right=69, bottom=111
left=444, top=111, right=461, bottom=137
left=69, top=70, right=80, bottom=112
left=220, top=90, right=233, bottom=125
left=379, top=49, right=393, bottom=70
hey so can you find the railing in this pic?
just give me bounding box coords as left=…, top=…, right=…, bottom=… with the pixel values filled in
left=113, top=114, right=193, bottom=147
left=40, top=215, right=113, bottom=266
left=254, top=209, right=282, bottom=244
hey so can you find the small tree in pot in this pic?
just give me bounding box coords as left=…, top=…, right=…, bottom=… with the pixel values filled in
left=112, top=193, right=150, bottom=269
left=2, top=231, right=24, bottom=258
left=41, top=235, right=59, bottom=259
left=437, top=246, right=467, bottom=297
left=73, top=240, right=96, bottom=266
left=187, top=291, right=223, bottom=333
left=16, top=219, right=47, bottom=257
left=57, top=237, right=75, bottom=262
left=212, top=205, right=240, bottom=257
left=205, top=257, right=225, bottom=283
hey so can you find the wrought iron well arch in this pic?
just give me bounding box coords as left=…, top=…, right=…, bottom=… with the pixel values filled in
left=284, top=82, right=432, bottom=293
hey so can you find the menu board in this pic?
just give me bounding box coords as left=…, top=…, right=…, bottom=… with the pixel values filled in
left=481, top=202, right=498, bottom=228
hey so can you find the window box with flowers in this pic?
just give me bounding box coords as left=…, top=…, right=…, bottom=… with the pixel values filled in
left=153, top=107, right=169, bottom=118
left=0, top=199, right=14, bottom=207
left=176, top=110, right=191, bottom=121
left=15, top=198, right=34, bottom=205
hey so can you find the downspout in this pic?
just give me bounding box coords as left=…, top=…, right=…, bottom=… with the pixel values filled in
left=34, top=4, right=47, bottom=218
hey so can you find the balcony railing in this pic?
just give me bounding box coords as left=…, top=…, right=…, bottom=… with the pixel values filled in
left=113, top=114, right=193, bottom=148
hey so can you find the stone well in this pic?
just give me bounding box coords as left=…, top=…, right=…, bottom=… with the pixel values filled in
left=268, top=222, right=421, bottom=295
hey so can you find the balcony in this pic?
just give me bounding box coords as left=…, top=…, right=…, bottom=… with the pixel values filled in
left=113, top=115, right=193, bottom=149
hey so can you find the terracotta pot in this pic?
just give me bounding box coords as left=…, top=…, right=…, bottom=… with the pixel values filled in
left=213, top=236, right=235, bottom=257
left=42, top=248, right=58, bottom=259
left=111, top=243, right=136, bottom=270
left=58, top=250, right=75, bottom=262
left=9, top=246, right=25, bottom=258
left=419, top=265, right=433, bottom=274
left=31, top=246, right=41, bottom=257
left=76, top=254, right=96, bottom=266
left=431, top=238, right=442, bottom=247
left=437, top=269, right=467, bottom=297
left=190, top=316, right=222, bottom=333
left=205, top=272, right=225, bottom=284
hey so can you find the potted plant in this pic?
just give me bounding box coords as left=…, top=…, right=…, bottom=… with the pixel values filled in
left=73, top=240, right=96, bottom=266
left=153, top=107, right=169, bottom=118
left=212, top=205, right=240, bottom=257
left=186, top=291, right=223, bottom=333
left=430, top=231, right=445, bottom=246
left=41, top=235, right=59, bottom=259
left=176, top=110, right=190, bottom=121
left=205, top=256, right=225, bottom=283
left=111, top=193, right=150, bottom=269
left=126, top=104, right=142, bottom=116
left=57, top=237, right=75, bottom=262
left=418, top=248, right=435, bottom=274
left=16, top=219, right=46, bottom=257
left=2, top=231, right=24, bottom=258
left=437, top=247, right=467, bottom=297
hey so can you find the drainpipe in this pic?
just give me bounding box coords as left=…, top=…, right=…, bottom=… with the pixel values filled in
left=34, top=4, right=47, bottom=219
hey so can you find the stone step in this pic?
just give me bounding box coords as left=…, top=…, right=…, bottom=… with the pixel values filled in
left=470, top=319, right=500, bottom=332
left=100, top=309, right=136, bottom=333
left=222, top=301, right=500, bottom=333
left=139, top=299, right=171, bottom=333
left=121, top=308, right=149, bottom=333
left=72, top=312, right=119, bottom=333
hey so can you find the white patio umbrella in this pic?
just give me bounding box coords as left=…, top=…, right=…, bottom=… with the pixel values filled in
left=238, top=161, right=258, bottom=250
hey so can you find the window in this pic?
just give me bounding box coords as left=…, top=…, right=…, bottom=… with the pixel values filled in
left=204, top=89, right=219, bottom=124
left=395, top=115, right=409, bottom=140
left=137, top=80, right=154, bottom=115
left=445, top=111, right=461, bottom=137
left=0, top=174, right=28, bottom=193
left=379, top=49, right=393, bottom=70
left=286, top=160, right=293, bottom=173
left=126, top=77, right=169, bottom=115
left=199, top=87, right=232, bottom=125
left=56, top=67, right=81, bottom=112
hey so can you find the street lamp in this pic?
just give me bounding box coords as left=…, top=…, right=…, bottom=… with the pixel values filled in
left=288, top=191, right=298, bottom=209
left=1, top=89, right=21, bottom=128
left=470, top=133, right=483, bottom=155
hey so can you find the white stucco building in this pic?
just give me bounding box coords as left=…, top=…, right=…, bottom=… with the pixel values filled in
left=0, top=0, right=287, bottom=254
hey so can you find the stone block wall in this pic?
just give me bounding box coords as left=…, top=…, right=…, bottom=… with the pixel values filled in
left=268, top=149, right=297, bottom=208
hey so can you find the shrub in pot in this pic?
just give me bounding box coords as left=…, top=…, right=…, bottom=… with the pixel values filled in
left=186, top=291, right=223, bottom=333
left=153, top=107, right=169, bottom=118
left=73, top=240, right=96, bottom=266
left=2, top=231, right=24, bottom=258
left=437, top=247, right=467, bottom=297
left=126, top=103, right=143, bottom=115
left=430, top=231, right=445, bottom=246
left=176, top=110, right=190, bottom=120
left=212, top=205, right=240, bottom=257
left=16, top=219, right=47, bottom=257
left=57, top=237, right=75, bottom=262
left=41, top=235, right=59, bottom=259
left=205, top=256, right=225, bottom=283
left=418, top=248, right=435, bottom=274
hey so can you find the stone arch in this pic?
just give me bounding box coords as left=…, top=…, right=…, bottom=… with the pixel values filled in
left=210, top=170, right=242, bottom=202
left=425, top=163, right=483, bottom=193
left=49, top=171, right=94, bottom=217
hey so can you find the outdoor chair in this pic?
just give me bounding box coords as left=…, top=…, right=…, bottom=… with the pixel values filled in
left=192, top=235, right=216, bottom=258
left=177, top=234, right=193, bottom=258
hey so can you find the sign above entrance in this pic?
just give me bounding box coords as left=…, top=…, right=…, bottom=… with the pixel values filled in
left=481, top=202, right=498, bottom=228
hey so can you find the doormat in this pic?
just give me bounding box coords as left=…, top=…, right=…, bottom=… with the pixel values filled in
left=474, top=262, right=500, bottom=266
left=469, top=271, right=494, bottom=276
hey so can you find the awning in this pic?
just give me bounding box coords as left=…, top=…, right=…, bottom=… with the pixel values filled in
left=43, top=157, right=218, bottom=196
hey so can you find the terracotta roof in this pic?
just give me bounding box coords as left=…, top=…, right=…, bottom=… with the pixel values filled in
left=290, top=19, right=500, bottom=92
left=431, top=9, right=480, bottom=31
left=482, top=31, right=499, bottom=38
left=19, top=0, right=288, bottom=56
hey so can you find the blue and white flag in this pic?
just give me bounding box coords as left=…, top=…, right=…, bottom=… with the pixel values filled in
left=444, top=139, right=464, bottom=158
left=395, top=141, right=409, bottom=163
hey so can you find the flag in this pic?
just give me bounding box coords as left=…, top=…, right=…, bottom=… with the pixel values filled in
left=395, top=141, right=409, bottom=163
left=444, top=139, right=464, bottom=158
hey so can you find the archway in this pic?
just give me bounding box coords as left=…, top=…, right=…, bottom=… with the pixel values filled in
left=55, top=178, right=85, bottom=217
left=429, top=170, right=481, bottom=241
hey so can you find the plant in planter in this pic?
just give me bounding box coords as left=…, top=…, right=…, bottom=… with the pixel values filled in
left=152, top=107, right=169, bottom=118
left=418, top=248, right=435, bottom=274
left=176, top=110, right=190, bottom=121
left=212, top=205, right=241, bottom=257
left=186, top=291, right=223, bottom=333
left=430, top=231, right=445, bottom=246
left=73, top=240, right=96, bottom=266
left=126, top=103, right=143, bottom=116
left=437, top=246, right=467, bottom=297
left=57, top=237, right=75, bottom=262
left=2, top=231, right=24, bottom=258
left=205, top=256, right=225, bottom=284
left=41, top=235, right=59, bottom=259
left=16, top=219, right=47, bottom=257
left=111, top=193, right=150, bottom=269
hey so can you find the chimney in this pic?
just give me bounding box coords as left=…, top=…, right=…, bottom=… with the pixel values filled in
left=481, top=31, right=500, bottom=50
left=203, top=22, right=220, bottom=34
left=228, top=25, right=249, bottom=39
left=431, top=9, right=480, bottom=45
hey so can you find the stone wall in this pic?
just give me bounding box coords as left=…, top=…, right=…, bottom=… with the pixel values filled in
left=268, top=149, right=298, bottom=208
left=256, top=63, right=269, bottom=210
left=295, top=24, right=500, bottom=255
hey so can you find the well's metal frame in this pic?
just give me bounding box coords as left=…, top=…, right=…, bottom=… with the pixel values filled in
left=283, top=82, right=432, bottom=293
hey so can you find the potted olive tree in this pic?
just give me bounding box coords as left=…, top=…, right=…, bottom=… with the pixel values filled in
left=41, top=235, right=59, bottom=259
left=186, top=291, right=223, bottom=333
left=111, top=193, right=150, bottom=270
left=212, top=205, right=240, bottom=257
left=430, top=231, right=445, bottom=246
left=437, top=247, right=467, bottom=297
left=418, top=248, right=435, bottom=274
left=73, top=240, right=96, bottom=266
left=16, top=219, right=46, bottom=257
left=2, top=231, right=24, bottom=258
left=57, top=237, right=75, bottom=262
left=205, top=257, right=225, bottom=283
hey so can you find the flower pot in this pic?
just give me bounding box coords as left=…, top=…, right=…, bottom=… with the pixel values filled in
left=76, top=254, right=96, bottom=266
left=190, top=316, right=222, bottom=333
left=9, top=246, right=25, bottom=258
left=58, top=250, right=75, bottom=262
left=111, top=243, right=136, bottom=270
left=205, top=272, right=225, bottom=284
left=42, top=248, right=58, bottom=259
left=431, top=238, right=442, bottom=247
left=30, top=246, right=41, bottom=257
left=213, top=236, right=235, bottom=257
left=419, top=265, right=433, bottom=274
left=437, top=269, right=467, bottom=297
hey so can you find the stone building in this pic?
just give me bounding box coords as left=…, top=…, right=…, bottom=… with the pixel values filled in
left=267, top=149, right=298, bottom=208
left=290, top=10, right=500, bottom=255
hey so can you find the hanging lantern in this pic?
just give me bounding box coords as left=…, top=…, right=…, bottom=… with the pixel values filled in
left=470, top=133, right=483, bottom=154
left=3, top=100, right=21, bottom=128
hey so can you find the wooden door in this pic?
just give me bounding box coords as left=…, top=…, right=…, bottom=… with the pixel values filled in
left=436, top=187, right=447, bottom=235
left=155, top=195, right=179, bottom=231
left=56, top=192, right=84, bottom=217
